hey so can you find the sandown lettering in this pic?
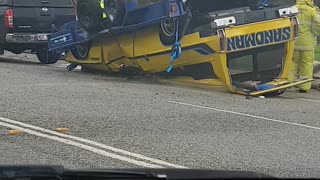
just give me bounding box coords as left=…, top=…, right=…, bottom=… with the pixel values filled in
left=227, top=27, right=291, bottom=52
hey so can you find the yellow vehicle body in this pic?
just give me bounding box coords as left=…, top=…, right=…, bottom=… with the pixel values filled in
left=65, top=15, right=313, bottom=96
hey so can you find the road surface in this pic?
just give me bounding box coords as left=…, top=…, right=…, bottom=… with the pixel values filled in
left=1, top=52, right=320, bottom=178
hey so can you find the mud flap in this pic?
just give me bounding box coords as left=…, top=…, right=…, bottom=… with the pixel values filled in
left=235, top=78, right=314, bottom=97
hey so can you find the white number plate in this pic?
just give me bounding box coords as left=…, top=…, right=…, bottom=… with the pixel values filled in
left=38, top=34, right=48, bottom=41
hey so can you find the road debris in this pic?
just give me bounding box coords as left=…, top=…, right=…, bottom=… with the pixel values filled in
left=7, top=130, right=23, bottom=135
left=55, top=128, right=70, bottom=134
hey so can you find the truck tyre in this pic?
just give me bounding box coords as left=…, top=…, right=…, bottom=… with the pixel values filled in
left=10, top=48, right=25, bottom=54
left=104, top=0, right=125, bottom=26
left=159, top=17, right=177, bottom=46
left=77, top=0, right=103, bottom=33
left=36, top=48, right=61, bottom=64
left=77, top=0, right=125, bottom=33
left=159, top=16, right=186, bottom=46
left=6, top=46, right=26, bottom=54
left=70, top=42, right=91, bottom=60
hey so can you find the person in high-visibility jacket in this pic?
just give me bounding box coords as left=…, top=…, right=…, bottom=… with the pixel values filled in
left=288, top=0, right=320, bottom=93
left=100, top=0, right=138, bottom=22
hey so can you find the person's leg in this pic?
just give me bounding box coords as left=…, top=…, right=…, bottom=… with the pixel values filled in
left=297, top=50, right=315, bottom=92
left=288, top=50, right=300, bottom=81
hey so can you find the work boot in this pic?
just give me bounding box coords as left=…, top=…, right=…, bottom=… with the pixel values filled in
left=299, top=89, right=308, bottom=93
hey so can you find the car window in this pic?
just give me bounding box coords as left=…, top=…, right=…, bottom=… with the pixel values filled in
left=0, top=0, right=9, bottom=5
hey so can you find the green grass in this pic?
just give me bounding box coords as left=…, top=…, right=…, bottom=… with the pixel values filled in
left=315, top=44, right=320, bottom=62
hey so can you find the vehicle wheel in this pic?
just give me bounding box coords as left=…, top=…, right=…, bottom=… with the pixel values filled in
left=77, top=0, right=125, bottom=33
left=159, top=16, right=186, bottom=46
left=77, top=0, right=103, bottom=33
left=10, top=48, right=26, bottom=54
left=159, top=17, right=177, bottom=45
left=103, top=0, right=125, bottom=27
left=70, top=42, right=91, bottom=60
left=36, top=48, right=61, bottom=64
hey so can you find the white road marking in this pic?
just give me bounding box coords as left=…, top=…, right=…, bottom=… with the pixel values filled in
left=0, top=121, right=162, bottom=168
left=298, top=98, right=320, bottom=104
left=282, top=95, right=320, bottom=104
left=0, top=116, right=187, bottom=169
left=168, top=100, right=320, bottom=131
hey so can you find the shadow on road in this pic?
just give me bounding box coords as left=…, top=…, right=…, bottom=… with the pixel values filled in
left=0, top=57, right=40, bottom=65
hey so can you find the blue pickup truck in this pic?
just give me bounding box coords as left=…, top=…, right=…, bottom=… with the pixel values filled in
left=48, top=0, right=188, bottom=56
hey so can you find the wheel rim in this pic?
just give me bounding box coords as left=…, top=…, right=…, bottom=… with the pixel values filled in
left=161, top=18, right=176, bottom=37
left=75, top=43, right=89, bottom=58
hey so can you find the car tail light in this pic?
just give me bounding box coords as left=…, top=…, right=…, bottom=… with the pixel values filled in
left=4, top=8, right=13, bottom=29
left=217, top=29, right=226, bottom=53
left=171, top=5, right=177, bottom=12
left=291, top=16, right=299, bottom=39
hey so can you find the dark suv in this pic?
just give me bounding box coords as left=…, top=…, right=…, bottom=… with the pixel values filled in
left=0, top=0, right=76, bottom=64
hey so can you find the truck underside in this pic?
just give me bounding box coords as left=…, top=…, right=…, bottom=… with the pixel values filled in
left=62, top=0, right=312, bottom=97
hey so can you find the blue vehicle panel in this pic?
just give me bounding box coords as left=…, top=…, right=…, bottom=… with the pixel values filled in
left=48, top=0, right=187, bottom=52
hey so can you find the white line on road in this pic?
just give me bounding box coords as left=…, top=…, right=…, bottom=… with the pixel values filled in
left=0, top=116, right=187, bottom=169
left=0, top=121, right=162, bottom=168
left=281, top=95, right=320, bottom=104
left=298, top=98, right=320, bottom=104
left=168, top=100, right=320, bottom=131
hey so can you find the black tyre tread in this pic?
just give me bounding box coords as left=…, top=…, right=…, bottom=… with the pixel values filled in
left=159, top=16, right=187, bottom=46
left=77, top=0, right=125, bottom=33
left=77, top=0, right=104, bottom=33
left=36, top=49, right=60, bottom=64
left=106, top=0, right=125, bottom=26
left=9, top=48, right=25, bottom=54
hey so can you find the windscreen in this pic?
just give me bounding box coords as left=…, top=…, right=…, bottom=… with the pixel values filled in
left=227, top=44, right=285, bottom=83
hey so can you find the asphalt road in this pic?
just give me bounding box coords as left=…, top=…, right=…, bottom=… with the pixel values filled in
left=1, top=52, right=320, bottom=178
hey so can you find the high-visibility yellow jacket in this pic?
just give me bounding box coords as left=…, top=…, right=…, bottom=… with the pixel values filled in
left=295, top=0, right=320, bottom=50
left=100, top=0, right=107, bottom=19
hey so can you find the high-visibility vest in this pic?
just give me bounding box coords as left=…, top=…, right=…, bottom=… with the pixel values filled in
left=100, top=0, right=107, bottom=19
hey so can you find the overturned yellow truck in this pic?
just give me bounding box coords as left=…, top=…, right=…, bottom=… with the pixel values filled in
left=59, top=0, right=313, bottom=97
